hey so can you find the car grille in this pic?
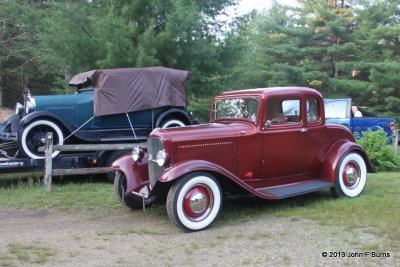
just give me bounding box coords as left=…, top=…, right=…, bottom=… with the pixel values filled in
left=147, top=137, right=165, bottom=187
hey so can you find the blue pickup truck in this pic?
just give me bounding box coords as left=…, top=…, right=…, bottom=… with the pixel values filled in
left=324, top=98, right=395, bottom=138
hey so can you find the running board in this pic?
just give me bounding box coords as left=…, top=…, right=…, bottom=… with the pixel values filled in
left=257, top=180, right=333, bottom=199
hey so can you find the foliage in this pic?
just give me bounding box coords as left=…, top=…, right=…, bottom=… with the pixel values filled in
left=357, top=129, right=400, bottom=171
left=1, top=0, right=400, bottom=123
left=0, top=0, right=58, bottom=104
left=226, top=0, right=400, bottom=121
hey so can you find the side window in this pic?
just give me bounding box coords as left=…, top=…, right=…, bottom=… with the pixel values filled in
left=267, top=98, right=301, bottom=124
left=306, top=98, right=320, bottom=122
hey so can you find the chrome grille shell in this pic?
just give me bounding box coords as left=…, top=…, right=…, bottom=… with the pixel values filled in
left=147, top=137, right=165, bottom=187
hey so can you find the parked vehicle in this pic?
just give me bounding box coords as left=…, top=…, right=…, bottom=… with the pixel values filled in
left=112, top=87, right=375, bottom=232
left=0, top=67, right=192, bottom=160
left=324, top=98, right=395, bottom=138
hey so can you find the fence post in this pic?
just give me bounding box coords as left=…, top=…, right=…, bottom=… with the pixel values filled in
left=44, top=132, right=53, bottom=192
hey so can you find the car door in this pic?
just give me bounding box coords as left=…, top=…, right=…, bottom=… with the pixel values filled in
left=261, top=97, right=306, bottom=179
left=303, top=96, right=327, bottom=176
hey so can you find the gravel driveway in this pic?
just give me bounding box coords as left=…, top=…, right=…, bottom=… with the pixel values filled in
left=0, top=202, right=397, bottom=267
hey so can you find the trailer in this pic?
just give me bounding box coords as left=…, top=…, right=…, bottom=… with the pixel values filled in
left=0, top=138, right=144, bottom=183
left=0, top=153, right=99, bottom=174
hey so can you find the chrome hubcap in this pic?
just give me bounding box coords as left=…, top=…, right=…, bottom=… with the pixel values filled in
left=189, top=192, right=208, bottom=214
left=346, top=167, right=358, bottom=184
left=343, top=162, right=360, bottom=189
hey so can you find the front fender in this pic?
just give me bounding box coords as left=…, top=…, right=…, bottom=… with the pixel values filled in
left=20, top=111, right=74, bottom=133
left=0, top=114, right=22, bottom=133
left=320, top=140, right=375, bottom=184
left=157, top=160, right=278, bottom=199
left=111, top=153, right=149, bottom=193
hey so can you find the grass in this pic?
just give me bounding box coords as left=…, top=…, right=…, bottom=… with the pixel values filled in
left=2, top=243, right=56, bottom=264
left=218, top=172, right=400, bottom=251
left=0, top=180, right=119, bottom=212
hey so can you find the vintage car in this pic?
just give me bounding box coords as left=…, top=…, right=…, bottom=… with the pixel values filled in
left=0, top=67, right=192, bottom=159
left=112, top=87, right=375, bottom=232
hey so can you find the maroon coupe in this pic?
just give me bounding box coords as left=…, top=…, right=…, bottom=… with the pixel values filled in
left=112, top=87, right=374, bottom=232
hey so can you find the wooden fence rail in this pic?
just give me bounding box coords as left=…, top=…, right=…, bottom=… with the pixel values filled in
left=41, top=132, right=146, bottom=192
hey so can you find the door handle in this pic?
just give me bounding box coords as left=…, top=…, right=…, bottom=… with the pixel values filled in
left=300, top=128, right=308, bottom=133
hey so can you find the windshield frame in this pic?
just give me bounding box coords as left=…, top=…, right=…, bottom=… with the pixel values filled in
left=210, top=95, right=261, bottom=125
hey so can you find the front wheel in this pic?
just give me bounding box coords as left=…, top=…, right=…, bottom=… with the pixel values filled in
left=331, top=152, right=367, bottom=198
left=166, top=172, right=222, bottom=232
left=114, top=172, right=153, bottom=210
left=18, top=120, right=64, bottom=159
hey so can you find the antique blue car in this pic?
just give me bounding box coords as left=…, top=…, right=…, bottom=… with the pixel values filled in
left=0, top=67, right=192, bottom=159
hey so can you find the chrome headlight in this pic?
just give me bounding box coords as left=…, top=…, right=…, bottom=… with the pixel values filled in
left=156, top=150, right=168, bottom=167
left=132, top=147, right=144, bottom=162
left=24, top=96, right=36, bottom=114
left=15, top=102, right=24, bottom=115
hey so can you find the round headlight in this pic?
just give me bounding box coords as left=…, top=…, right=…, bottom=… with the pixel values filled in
left=156, top=150, right=168, bottom=167
left=132, top=147, right=144, bottom=162
left=15, top=103, right=24, bottom=115
left=25, top=102, right=30, bottom=114
left=24, top=96, right=36, bottom=114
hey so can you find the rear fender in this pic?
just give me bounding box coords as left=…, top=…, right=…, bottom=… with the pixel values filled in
left=320, top=140, right=375, bottom=184
left=111, top=153, right=150, bottom=193
left=155, top=108, right=190, bottom=127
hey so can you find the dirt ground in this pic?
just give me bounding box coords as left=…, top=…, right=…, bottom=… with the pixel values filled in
left=0, top=108, right=13, bottom=121
left=0, top=204, right=397, bottom=267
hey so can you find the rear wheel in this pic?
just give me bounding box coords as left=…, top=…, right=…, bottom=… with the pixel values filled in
left=18, top=120, right=63, bottom=159
left=331, top=152, right=367, bottom=198
left=160, top=118, right=186, bottom=129
left=166, top=172, right=222, bottom=232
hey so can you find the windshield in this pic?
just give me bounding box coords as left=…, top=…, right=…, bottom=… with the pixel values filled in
left=212, top=97, right=259, bottom=123
left=324, top=100, right=348, bottom=119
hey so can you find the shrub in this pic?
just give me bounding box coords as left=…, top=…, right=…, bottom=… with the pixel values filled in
left=357, top=129, right=400, bottom=172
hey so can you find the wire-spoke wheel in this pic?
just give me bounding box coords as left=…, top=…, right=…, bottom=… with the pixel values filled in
left=18, top=120, right=63, bottom=159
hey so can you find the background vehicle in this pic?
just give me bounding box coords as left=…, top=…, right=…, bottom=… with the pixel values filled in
left=112, top=87, right=375, bottom=232
left=0, top=67, right=192, bottom=160
left=324, top=98, right=395, bottom=139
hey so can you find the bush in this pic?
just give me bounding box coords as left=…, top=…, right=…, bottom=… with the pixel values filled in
left=357, top=129, right=400, bottom=172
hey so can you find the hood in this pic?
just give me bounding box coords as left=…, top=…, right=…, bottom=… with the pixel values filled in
left=150, top=122, right=257, bottom=175
left=153, top=122, right=254, bottom=143
left=33, top=91, right=93, bottom=111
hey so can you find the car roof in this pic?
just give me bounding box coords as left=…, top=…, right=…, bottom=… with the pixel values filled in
left=218, top=87, right=321, bottom=98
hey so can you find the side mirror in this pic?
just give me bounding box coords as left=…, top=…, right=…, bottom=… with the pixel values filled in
left=265, top=120, right=272, bottom=127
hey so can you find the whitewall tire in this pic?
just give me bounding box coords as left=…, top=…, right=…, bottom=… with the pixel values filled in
left=167, top=172, right=222, bottom=232
left=332, top=152, right=367, bottom=198
left=19, top=120, right=64, bottom=159
left=161, top=119, right=186, bottom=129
